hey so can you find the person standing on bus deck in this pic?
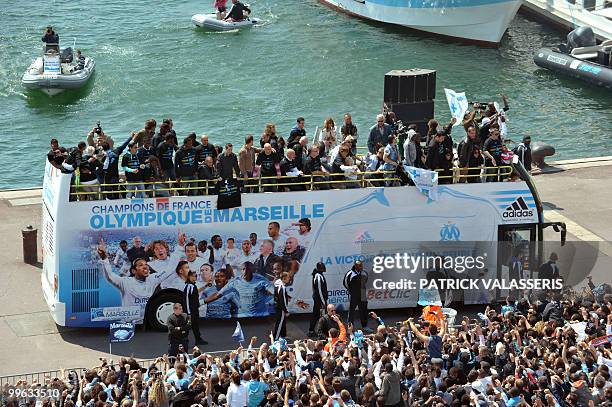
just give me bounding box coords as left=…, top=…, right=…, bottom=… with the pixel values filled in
left=273, top=272, right=291, bottom=340
left=308, top=262, right=328, bottom=338
left=184, top=271, right=207, bottom=345
left=343, top=261, right=369, bottom=330
left=513, top=135, right=532, bottom=171
left=167, top=303, right=191, bottom=357
left=122, top=142, right=146, bottom=199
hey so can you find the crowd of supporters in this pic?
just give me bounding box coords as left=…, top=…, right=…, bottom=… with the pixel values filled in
left=3, top=285, right=612, bottom=407
left=46, top=95, right=534, bottom=200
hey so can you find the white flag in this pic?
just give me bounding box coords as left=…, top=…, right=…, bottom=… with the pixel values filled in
left=444, top=88, right=468, bottom=126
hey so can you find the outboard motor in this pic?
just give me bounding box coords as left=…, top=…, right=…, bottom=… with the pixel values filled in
left=561, top=26, right=596, bottom=54
left=60, top=47, right=73, bottom=63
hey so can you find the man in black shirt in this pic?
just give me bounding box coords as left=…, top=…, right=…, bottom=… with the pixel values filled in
left=426, top=132, right=447, bottom=171
left=121, top=142, right=146, bottom=199
left=126, top=236, right=146, bottom=263
left=42, top=26, right=59, bottom=52
left=288, top=117, right=306, bottom=148
left=184, top=271, right=207, bottom=345
left=199, top=156, right=219, bottom=195
left=225, top=0, right=251, bottom=21
left=255, top=240, right=279, bottom=280
left=309, top=262, right=328, bottom=337
left=137, top=137, right=156, bottom=185
left=175, top=137, right=199, bottom=196
left=47, top=139, right=67, bottom=168
left=63, top=142, right=86, bottom=173
left=197, top=135, right=218, bottom=163
left=513, top=135, right=532, bottom=171
left=280, top=149, right=306, bottom=191
left=101, top=135, right=133, bottom=199
left=273, top=272, right=291, bottom=340
left=256, top=143, right=280, bottom=192
left=167, top=303, right=191, bottom=357
left=316, top=304, right=340, bottom=339
left=293, top=136, right=309, bottom=171
left=156, top=134, right=177, bottom=181
left=303, top=145, right=329, bottom=190
left=151, top=122, right=171, bottom=150
left=482, top=128, right=502, bottom=182
left=458, top=126, right=480, bottom=174
left=217, top=143, right=241, bottom=180
left=343, top=261, right=369, bottom=330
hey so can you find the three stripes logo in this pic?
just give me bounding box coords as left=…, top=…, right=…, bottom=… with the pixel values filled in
left=354, top=231, right=374, bottom=244
left=502, top=197, right=534, bottom=219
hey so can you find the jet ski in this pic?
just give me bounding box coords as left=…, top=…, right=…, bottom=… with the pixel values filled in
left=534, top=27, right=612, bottom=89
left=22, top=40, right=95, bottom=96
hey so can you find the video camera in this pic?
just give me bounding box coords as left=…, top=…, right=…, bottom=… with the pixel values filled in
left=95, top=121, right=102, bottom=135
left=470, top=102, right=490, bottom=110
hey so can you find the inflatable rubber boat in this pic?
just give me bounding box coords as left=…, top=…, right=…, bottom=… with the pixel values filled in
left=22, top=43, right=95, bottom=96
left=534, top=27, right=612, bottom=89
left=191, top=13, right=260, bottom=31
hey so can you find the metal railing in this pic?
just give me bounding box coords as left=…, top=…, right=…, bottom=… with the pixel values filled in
left=0, top=368, right=88, bottom=388
left=68, top=166, right=514, bottom=200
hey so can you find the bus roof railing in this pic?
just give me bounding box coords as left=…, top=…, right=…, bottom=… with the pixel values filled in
left=68, top=166, right=514, bottom=199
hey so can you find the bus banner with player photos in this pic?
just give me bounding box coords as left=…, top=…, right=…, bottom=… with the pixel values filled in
left=46, top=169, right=539, bottom=327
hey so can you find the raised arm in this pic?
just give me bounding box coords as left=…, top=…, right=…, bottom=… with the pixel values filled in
left=97, top=240, right=124, bottom=292
left=408, top=318, right=429, bottom=343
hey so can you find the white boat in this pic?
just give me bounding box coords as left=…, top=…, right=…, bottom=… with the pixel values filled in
left=191, top=13, right=260, bottom=31
left=319, top=0, right=522, bottom=46
left=22, top=41, right=95, bottom=96
left=521, top=0, right=611, bottom=42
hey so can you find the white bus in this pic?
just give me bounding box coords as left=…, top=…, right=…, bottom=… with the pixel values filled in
left=41, top=160, right=564, bottom=330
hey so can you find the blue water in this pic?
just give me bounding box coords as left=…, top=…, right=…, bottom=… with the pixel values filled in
left=0, top=0, right=611, bottom=189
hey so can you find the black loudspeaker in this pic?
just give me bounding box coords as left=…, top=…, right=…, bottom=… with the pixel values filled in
left=384, top=69, right=436, bottom=104
left=387, top=101, right=435, bottom=136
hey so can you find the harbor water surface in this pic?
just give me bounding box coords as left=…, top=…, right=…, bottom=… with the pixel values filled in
left=1, top=0, right=611, bottom=189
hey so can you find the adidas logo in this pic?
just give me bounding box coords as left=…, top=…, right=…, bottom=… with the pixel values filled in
left=354, top=231, right=374, bottom=243
left=503, top=197, right=533, bottom=218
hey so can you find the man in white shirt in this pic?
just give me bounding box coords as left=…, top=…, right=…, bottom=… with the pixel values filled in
left=293, top=218, right=312, bottom=249
left=148, top=232, right=186, bottom=290
left=238, top=239, right=258, bottom=266
left=97, top=239, right=174, bottom=322
left=210, top=234, right=226, bottom=271
left=267, top=222, right=286, bottom=256
left=183, top=242, right=207, bottom=274
left=223, top=238, right=242, bottom=272
left=113, top=240, right=130, bottom=276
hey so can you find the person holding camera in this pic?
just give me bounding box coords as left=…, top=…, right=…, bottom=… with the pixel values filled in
left=167, top=302, right=191, bottom=357
left=42, top=26, right=59, bottom=52
left=87, top=122, right=114, bottom=150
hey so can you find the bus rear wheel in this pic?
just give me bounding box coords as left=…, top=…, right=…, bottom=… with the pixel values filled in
left=146, top=292, right=183, bottom=331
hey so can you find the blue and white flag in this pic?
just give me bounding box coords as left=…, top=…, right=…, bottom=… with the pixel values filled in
left=444, top=88, right=468, bottom=126
left=232, top=321, right=245, bottom=343
left=403, top=166, right=438, bottom=201
left=109, top=322, right=135, bottom=343
left=417, top=287, right=443, bottom=307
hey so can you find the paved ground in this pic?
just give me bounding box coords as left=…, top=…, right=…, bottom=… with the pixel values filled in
left=1, top=159, right=611, bottom=376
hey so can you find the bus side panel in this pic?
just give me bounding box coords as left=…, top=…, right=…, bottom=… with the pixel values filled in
left=52, top=182, right=536, bottom=327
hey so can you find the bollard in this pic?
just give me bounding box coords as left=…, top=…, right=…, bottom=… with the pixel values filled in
left=22, top=225, right=38, bottom=265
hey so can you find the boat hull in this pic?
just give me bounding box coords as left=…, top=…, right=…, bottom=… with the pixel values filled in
left=22, top=57, right=95, bottom=96
left=191, top=13, right=260, bottom=31
left=319, top=0, right=522, bottom=45
left=534, top=48, right=612, bottom=89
